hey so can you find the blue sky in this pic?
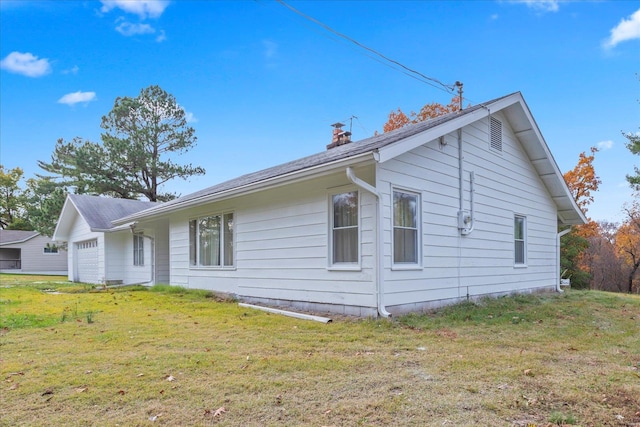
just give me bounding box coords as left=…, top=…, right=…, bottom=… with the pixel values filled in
left=1, top=0, right=638, bottom=223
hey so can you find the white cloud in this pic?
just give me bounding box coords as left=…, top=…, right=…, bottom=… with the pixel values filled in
left=156, top=29, right=166, bottom=43
left=116, top=21, right=155, bottom=36
left=597, top=140, right=614, bottom=150
left=603, top=8, right=640, bottom=49
left=0, top=51, right=51, bottom=77
left=58, top=91, right=97, bottom=106
left=262, top=40, right=278, bottom=59
left=185, top=111, right=197, bottom=123
left=100, top=0, right=169, bottom=19
left=62, top=65, right=79, bottom=75
left=508, top=0, right=560, bottom=13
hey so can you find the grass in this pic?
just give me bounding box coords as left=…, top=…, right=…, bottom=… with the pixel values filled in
left=0, top=274, right=639, bottom=426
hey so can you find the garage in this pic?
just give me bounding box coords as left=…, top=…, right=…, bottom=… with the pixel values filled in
left=76, top=239, right=99, bottom=283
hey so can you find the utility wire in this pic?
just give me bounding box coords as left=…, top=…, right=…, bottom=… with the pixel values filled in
left=276, top=0, right=456, bottom=95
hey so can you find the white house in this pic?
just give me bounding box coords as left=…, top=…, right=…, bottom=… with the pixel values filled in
left=102, top=92, right=585, bottom=317
left=53, top=194, right=162, bottom=285
left=0, top=230, right=68, bottom=274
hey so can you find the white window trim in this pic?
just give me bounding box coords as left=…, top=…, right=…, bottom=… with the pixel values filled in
left=391, top=187, right=423, bottom=270
left=133, top=233, right=144, bottom=267
left=514, top=214, right=527, bottom=268
left=189, top=211, right=236, bottom=270
left=328, top=189, right=361, bottom=271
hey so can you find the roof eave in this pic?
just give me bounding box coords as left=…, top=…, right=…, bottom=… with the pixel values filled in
left=507, top=95, right=587, bottom=226
left=0, top=233, right=41, bottom=245
left=376, top=94, right=519, bottom=163
left=114, top=151, right=376, bottom=225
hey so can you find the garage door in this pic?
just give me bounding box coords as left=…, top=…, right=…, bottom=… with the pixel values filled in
left=76, top=240, right=99, bottom=283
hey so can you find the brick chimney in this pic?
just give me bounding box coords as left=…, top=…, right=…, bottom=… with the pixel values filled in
left=326, top=122, right=352, bottom=149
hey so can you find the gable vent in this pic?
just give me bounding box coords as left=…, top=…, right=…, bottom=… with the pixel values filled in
left=490, top=116, right=503, bottom=152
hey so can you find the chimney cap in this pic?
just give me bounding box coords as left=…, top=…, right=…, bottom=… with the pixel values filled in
left=331, top=122, right=346, bottom=129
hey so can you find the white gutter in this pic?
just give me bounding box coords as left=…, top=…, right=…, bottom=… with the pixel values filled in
left=238, top=303, right=332, bottom=323
left=345, top=167, right=392, bottom=318
left=556, top=227, right=572, bottom=292
left=114, top=152, right=376, bottom=226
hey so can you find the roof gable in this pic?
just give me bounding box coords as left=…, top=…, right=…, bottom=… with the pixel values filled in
left=53, top=194, right=157, bottom=241
left=0, top=230, right=40, bottom=245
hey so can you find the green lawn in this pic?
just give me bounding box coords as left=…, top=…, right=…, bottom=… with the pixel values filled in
left=1, top=274, right=639, bottom=426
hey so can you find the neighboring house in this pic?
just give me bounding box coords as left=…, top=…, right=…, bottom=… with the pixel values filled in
left=60, top=92, right=586, bottom=317
left=0, top=230, right=68, bottom=274
left=53, top=195, right=160, bottom=285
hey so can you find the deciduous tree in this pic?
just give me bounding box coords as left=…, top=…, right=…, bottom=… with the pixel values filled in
left=561, top=147, right=601, bottom=289
left=0, top=165, right=29, bottom=230
left=39, top=85, right=205, bottom=202
left=382, top=96, right=464, bottom=133
left=616, top=200, right=640, bottom=293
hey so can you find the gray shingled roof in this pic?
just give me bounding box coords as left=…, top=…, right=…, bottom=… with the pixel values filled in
left=0, top=230, right=40, bottom=245
left=135, top=100, right=493, bottom=215
left=69, top=194, right=157, bottom=231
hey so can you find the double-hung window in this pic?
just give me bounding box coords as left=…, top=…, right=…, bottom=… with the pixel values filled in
left=189, top=212, right=234, bottom=267
left=393, top=189, right=420, bottom=266
left=133, top=233, right=144, bottom=266
left=514, top=215, right=526, bottom=265
left=331, top=191, right=359, bottom=265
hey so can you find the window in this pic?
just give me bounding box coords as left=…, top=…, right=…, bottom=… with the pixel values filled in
left=331, top=191, right=358, bottom=264
left=189, top=212, right=234, bottom=267
left=43, top=245, right=58, bottom=254
left=514, top=215, right=526, bottom=265
left=490, top=116, right=503, bottom=152
left=133, top=233, right=144, bottom=266
left=393, top=190, right=420, bottom=265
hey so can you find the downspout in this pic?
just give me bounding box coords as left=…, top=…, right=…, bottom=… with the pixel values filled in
left=346, top=167, right=392, bottom=318
left=130, top=222, right=156, bottom=286
left=556, top=227, right=572, bottom=292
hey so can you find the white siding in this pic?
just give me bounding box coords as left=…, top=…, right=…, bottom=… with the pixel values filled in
left=67, top=213, right=105, bottom=284
left=104, top=231, right=153, bottom=285
left=378, top=112, right=559, bottom=311
left=154, top=219, right=170, bottom=284
left=1, top=235, right=68, bottom=272
left=167, top=169, right=378, bottom=314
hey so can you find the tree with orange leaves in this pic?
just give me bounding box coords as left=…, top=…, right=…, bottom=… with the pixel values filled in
left=560, top=147, right=601, bottom=288
left=616, top=200, right=640, bottom=293
left=563, top=147, right=601, bottom=215
left=382, top=96, right=464, bottom=133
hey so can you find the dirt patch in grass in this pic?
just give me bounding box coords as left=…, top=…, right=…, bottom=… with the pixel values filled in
left=1, top=281, right=639, bottom=426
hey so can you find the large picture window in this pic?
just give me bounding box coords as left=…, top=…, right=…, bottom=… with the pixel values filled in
left=514, top=215, right=526, bottom=265
left=393, top=190, right=420, bottom=265
left=133, top=233, right=144, bottom=266
left=331, top=191, right=359, bottom=264
left=189, top=212, right=234, bottom=267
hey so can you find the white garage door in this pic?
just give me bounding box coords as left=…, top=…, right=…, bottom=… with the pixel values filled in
left=76, top=240, right=99, bottom=283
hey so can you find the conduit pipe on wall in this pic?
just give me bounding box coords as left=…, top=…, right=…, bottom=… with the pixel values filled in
left=457, top=128, right=475, bottom=235
left=345, top=167, right=392, bottom=318
left=556, top=227, right=572, bottom=292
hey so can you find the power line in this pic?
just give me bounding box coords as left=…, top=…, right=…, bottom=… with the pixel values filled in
left=276, top=0, right=456, bottom=95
